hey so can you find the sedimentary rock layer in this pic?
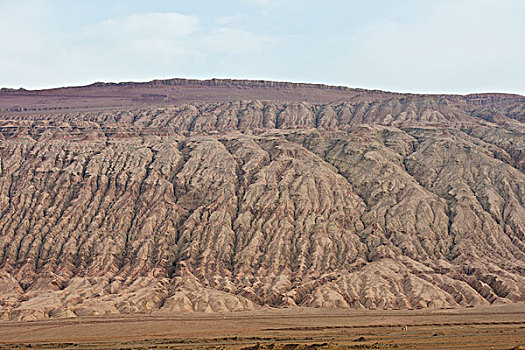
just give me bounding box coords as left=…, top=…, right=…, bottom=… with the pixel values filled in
left=0, top=80, right=524, bottom=320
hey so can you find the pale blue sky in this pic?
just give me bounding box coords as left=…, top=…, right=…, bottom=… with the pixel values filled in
left=1, top=0, right=524, bottom=94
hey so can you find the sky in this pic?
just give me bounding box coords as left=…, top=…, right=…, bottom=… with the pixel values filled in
left=1, top=0, right=524, bottom=95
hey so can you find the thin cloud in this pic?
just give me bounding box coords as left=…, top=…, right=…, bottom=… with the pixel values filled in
left=215, top=14, right=245, bottom=26
left=204, top=28, right=280, bottom=55
left=92, top=12, right=200, bottom=57
left=86, top=12, right=279, bottom=57
left=243, top=0, right=274, bottom=5
left=349, top=1, right=525, bottom=93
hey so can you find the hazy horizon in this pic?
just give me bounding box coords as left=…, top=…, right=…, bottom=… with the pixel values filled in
left=1, top=0, right=524, bottom=95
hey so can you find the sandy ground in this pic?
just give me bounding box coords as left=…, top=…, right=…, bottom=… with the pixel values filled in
left=0, top=304, right=523, bottom=349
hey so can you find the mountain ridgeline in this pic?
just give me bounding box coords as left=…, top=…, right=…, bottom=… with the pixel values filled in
left=0, top=79, right=524, bottom=321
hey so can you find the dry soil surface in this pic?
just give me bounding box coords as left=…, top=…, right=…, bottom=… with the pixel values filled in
left=0, top=304, right=523, bottom=349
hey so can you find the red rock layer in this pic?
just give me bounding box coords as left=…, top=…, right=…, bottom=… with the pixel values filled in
left=0, top=82, right=524, bottom=320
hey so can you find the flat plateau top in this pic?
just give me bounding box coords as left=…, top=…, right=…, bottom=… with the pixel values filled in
left=1, top=78, right=523, bottom=113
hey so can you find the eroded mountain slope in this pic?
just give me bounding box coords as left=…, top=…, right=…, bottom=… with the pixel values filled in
left=0, top=82, right=524, bottom=320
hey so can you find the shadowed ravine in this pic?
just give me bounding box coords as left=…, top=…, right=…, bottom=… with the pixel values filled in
left=0, top=79, right=524, bottom=321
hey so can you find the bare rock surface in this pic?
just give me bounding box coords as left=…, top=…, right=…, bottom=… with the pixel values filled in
left=0, top=79, right=524, bottom=320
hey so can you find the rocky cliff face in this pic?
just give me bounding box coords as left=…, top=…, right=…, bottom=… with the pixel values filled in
left=0, top=80, right=524, bottom=320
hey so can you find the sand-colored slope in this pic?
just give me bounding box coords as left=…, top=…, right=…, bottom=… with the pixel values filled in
left=0, top=82, right=524, bottom=320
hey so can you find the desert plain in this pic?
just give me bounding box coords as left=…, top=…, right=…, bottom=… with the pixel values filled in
left=0, top=304, right=524, bottom=349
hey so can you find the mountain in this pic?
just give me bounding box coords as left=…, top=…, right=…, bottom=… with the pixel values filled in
left=0, top=79, right=524, bottom=321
